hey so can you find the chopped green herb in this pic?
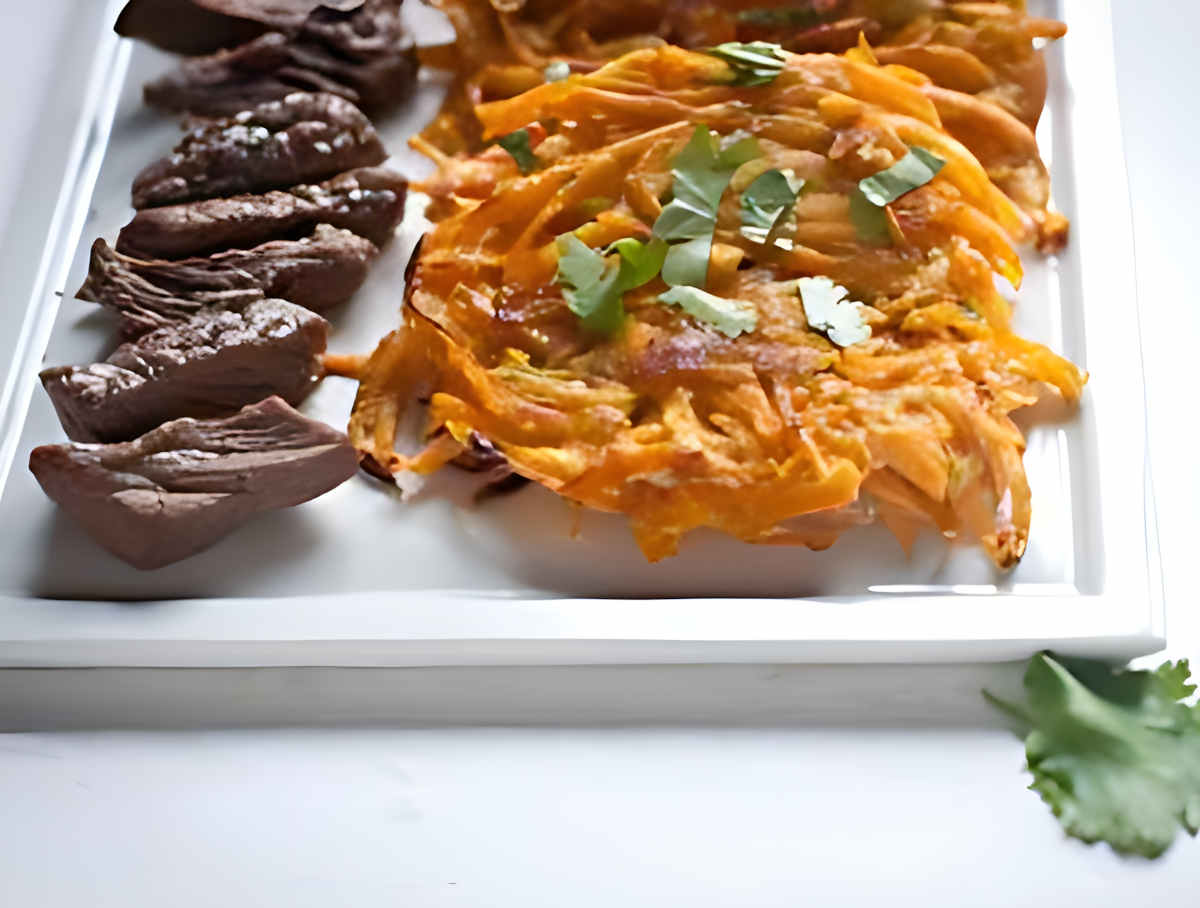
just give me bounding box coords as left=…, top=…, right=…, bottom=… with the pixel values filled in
left=653, top=125, right=761, bottom=287
left=655, top=127, right=761, bottom=242
left=497, top=128, right=537, bottom=174
left=555, top=234, right=624, bottom=334
left=985, top=653, right=1200, bottom=859
left=848, top=187, right=891, bottom=245
left=735, top=6, right=828, bottom=28
left=704, top=41, right=788, bottom=87
left=658, top=285, right=758, bottom=338
left=797, top=276, right=871, bottom=347
left=661, top=236, right=714, bottom=288
left=543, top=60, right=571, bottom=82
left=555, top=235, right=669, bottom=334
left=608, top=236, right=668, bottom=290
left=740, top=168, right=804, bottom=243
left=858, top=146, right=944, bottom=207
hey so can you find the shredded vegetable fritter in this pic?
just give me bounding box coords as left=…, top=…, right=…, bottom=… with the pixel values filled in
left=344, top=44, right=1085, bottom=567
left=420, top=0, right=1068, bottom=250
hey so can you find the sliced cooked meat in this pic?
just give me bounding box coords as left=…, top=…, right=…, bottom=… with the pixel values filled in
left=213, top=224, right=377, bottom=310
left=132, top=93, right=386, bottom=208
left=41, top=299, right=328, bottom=443
left=283, top=1, right=416, bottom=112
left=29, top=396, right=358, bottom=570
left=116, top=166, right=406, bottom=259
left=80, top=228, right=376, bottom=337
left=144, top=33, right=303, bottom=117
left=77, top=239, right=263, bottom=338
left=141, top=0, right=416, bottom=116
left=116, top=1, right=365, bottom=55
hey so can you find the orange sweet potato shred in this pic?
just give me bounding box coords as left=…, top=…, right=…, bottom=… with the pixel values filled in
left=422, top=0, right=1070, bottom=250
left=347, top=37, right=1086, bottom=568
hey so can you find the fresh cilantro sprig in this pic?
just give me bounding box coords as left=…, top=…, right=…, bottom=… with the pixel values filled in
left=986, top=652, right=1200, bottom=859
left=609, top=236, right=668, bottom=289
left=797, top=276, right=870, bottom=347
left=848, top=188, right=891, bottom=245
left=858, top=146, right=944, bottom=207
left=555, top=235, right=624, bottom=334
left=556, top=232, right=758, bottom=338
left=556, top=125, right=768, bottom=339
left=497, top=129, right=537, bottom=174
left=653, top=125, right=761, bottom=288
left=740, top=168, right=804, bottom=244
left=850, top=146, right=944, bottom=244
left=554, top=235, right=668, bottom=335
left=704, top=41, right=787, bottom=87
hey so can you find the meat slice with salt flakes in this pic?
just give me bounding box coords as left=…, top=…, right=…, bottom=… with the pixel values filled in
left=29, top=396, right=358, bottom=570
left=215, top=224, right=378, bottom=310
left=79, top=228, right=376, bottom=336
left=132, top=93, right=386, bottom=209
left=41, top=299, right=328, bottom=443
left=116, top=166, right=406, bottom=259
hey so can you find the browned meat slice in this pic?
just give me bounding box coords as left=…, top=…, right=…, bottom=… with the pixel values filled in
left=29, top=396, right=358, bottom=570
left=78, top=239, right=260, bottom=338
left=116, top=166, right=406, bottom=259
left=40, top=299, right=328, bottom=443
left=144, top=34, right=303, bottom=117
left=80, top=228, right=376, bottom=337
left=210, top=225, right=377, bottom=310
left=116, top=1, right=365, bottom=55
left=132, top=93, right=386, bottom=208
left=141, top=0, right=416, bottom=116
left=284, top=1, right=416, bottom=111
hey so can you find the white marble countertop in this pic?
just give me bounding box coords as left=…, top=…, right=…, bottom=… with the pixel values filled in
left=1, top=2, right=1198, bottom=903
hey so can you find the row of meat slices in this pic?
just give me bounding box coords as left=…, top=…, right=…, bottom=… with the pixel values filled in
left=31, top=75, right=412, bottom=568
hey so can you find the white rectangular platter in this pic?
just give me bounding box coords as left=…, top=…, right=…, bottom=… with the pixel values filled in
left=0, top=0, right=1164, bottom=667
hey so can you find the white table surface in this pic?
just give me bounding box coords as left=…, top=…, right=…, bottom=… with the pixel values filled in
left=1, top=2, right=1198, bottom=903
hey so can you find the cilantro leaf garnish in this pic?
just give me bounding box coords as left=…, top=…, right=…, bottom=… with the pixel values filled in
left=704, top=41, right=787, bottom=87
left=555, top=235, right=669, bottom=334
left=848, top=188, right=891, bottom=245
left=658, top=285, right=758, bottom=338
left=985, top=653, right=1200, bottom=859
left=557, top=128, right=764, bottom=328
left=555, top=234, right=624, bottom=334
left=740, top=168, right=804, bottom=243
left=797, top=276, right=871, bottom=347
left=497, top=128, right=537, bottom=174
left=661, top=236, right=713, bottom=288
left=543, top=60, right=570, bottom=82
left=655, top=128, right=761, bottom=241
left=608, top=236, right=668, bottom=290
left=850, top=147, right=942, bottom=243
left=653, top=125, right=761, bottom=288
left=858, top=146, right=944, bottom=207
